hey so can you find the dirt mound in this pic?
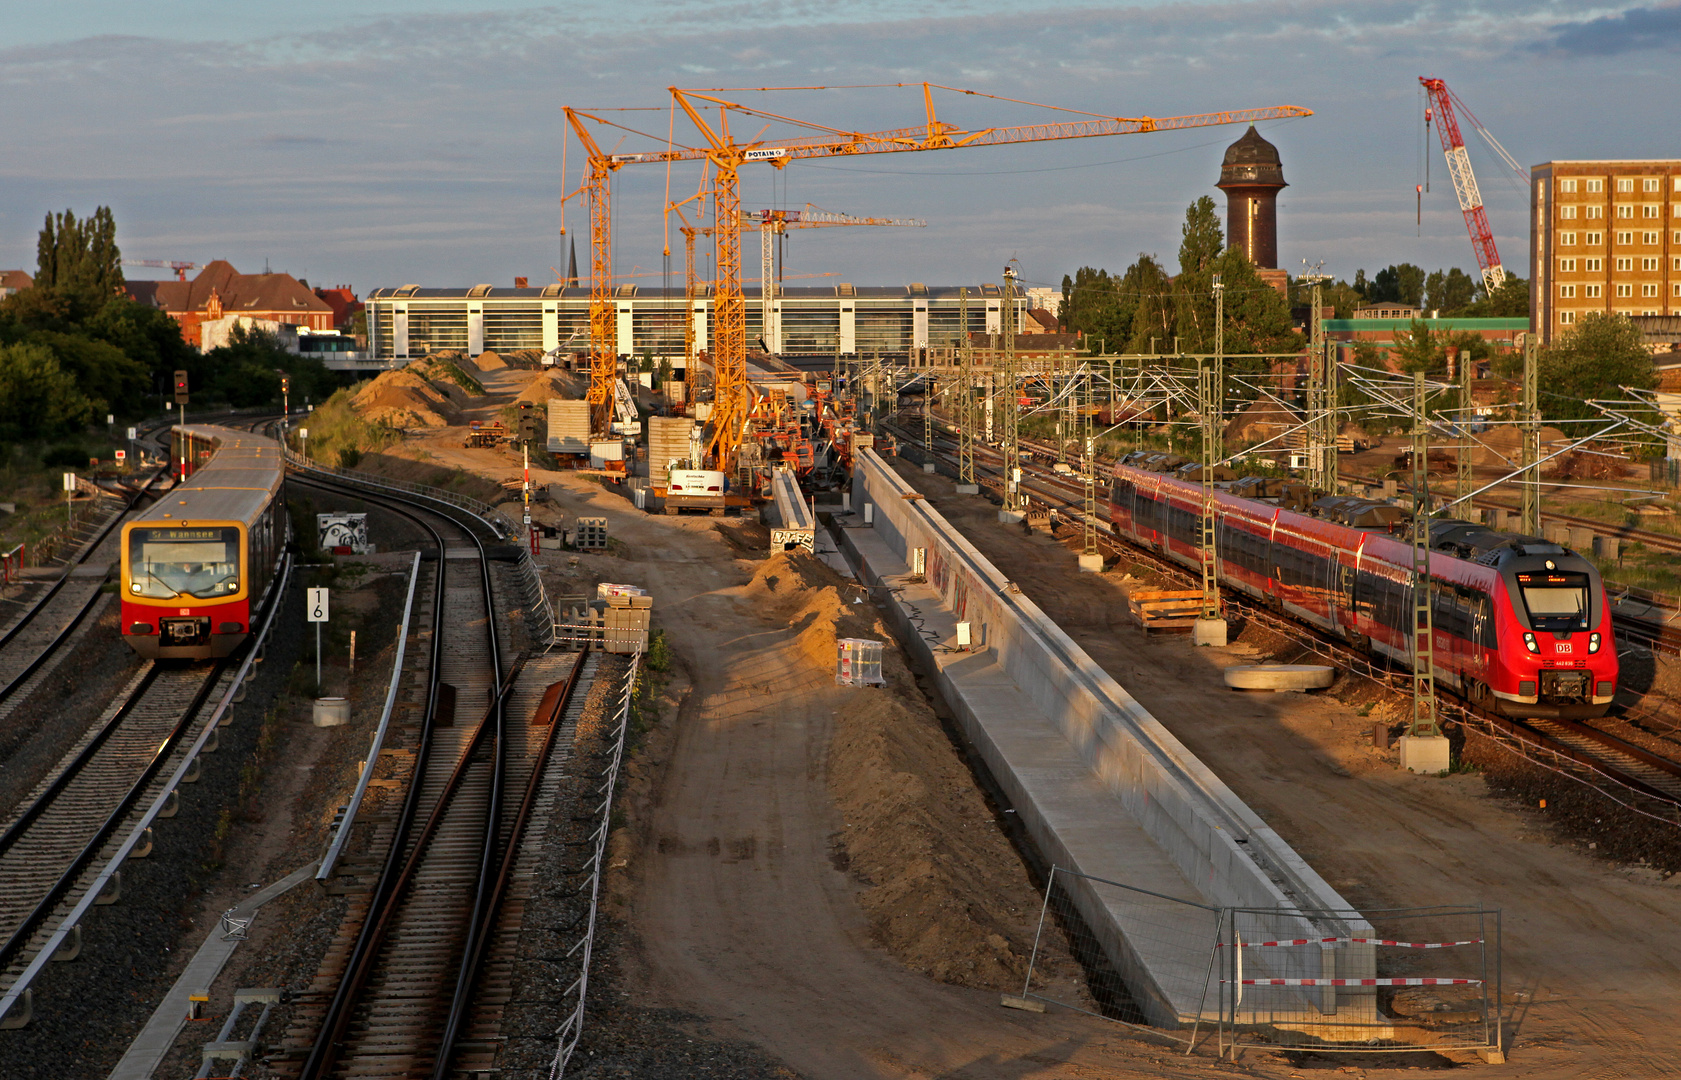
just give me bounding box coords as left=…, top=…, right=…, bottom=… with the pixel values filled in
left=1226, top=399, right=1300, bottom=448
left=471, top=349, right=508, bottom=371
left=516, top=368, right=588, bottom=405
left=350, top=368, right=460, bottom=429
left=742, top=551, right=1081, bottom=994
left=1462, top=424, right=1568, bottom=467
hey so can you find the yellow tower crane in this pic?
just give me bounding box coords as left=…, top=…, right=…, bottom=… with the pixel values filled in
left=568, top=84, right=1312, bottom=469
left=668, top=201, right=926, bottom=374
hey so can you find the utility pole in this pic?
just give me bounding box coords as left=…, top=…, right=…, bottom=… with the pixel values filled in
left=1000, top=265, right=1023, bottom=519
left=1457, top=351, right=1473, bottom=507
left=922, top=369, right=934, bottom=473
left=1302, top=269, right=1331, bottom=491
left=1194, top=274, right=1228, bottom=646
left=1079, top=361, right=1102, bottom=572
left=1521, top=334, right=1540, bottom=535
left=957, top=288, right=977, bottom=493
left=1401, top=369, right=1448, bottom=772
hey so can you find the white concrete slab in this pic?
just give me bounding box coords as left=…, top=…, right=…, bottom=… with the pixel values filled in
left=107, top=861, right=318, bottom=1080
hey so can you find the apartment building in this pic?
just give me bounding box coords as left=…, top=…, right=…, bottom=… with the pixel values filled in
left=1531, top=160, right=1681, bottom=343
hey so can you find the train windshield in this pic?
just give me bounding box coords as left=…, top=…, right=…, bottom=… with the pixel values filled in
left=129, top=527, right=240, bottom=600
left=1516, top=571, right=1590, bottom=631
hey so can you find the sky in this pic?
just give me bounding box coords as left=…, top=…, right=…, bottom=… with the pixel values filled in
left=3, top=1, right=1678, bottom=298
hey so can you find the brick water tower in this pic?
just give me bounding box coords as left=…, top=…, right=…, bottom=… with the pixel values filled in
left=1216, top=125, right=1286, bottom=270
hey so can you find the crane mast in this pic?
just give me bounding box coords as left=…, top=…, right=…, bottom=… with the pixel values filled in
left=1419, top=77, right=1506, bottom=294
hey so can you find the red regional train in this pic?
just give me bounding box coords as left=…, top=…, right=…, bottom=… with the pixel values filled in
left=121, top=425, right=287, bottom=659
left=1108, top=459, right=1618, bottom=718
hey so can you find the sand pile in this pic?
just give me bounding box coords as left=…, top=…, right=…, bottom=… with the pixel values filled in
left=1462, top=424, right=1567, bottom=467
left=516, top=368, right=588, bottom=405
left=350, top=368, right=461, bottom=429
left=471, top=349, right=508, bottom=371
left=742, top=552, right=1081, bottom=994
left=1225, top=399, right=1300, bottom=448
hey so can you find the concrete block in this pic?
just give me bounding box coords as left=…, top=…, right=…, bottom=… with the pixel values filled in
left=955, top=484, right=979, bottom=495
left=922, top=461, right=937, bottom=473
left=158, top=789, right=179, bottom=818
left=1593, top=535, right=1619, bottom=561
left=51, top=924, right=81, bottom=962
left=1077, top=553, right=1104, bottom=573
left=997, top=509, right=1025, bottom=524
left=1569, top=526, right=1595, bottom=550
left=1192, top=618, right=1229, bottom=647
left=1224, top=664, right=1335, bottom=691
left=1477, top=1048, right=1506, bottom=1065
left=1398, top=734, right=1451, bottom=774
left=313, top=697, right=350, bottom=727
left=95, top=871, right=122, bottom=905
left=1544, top=523, right=1571, bottom=546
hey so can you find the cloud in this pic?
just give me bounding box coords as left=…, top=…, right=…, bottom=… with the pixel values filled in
left=0, top=0, right=1672, bottom=288
left=1536, top=3, right=1681, bottom=55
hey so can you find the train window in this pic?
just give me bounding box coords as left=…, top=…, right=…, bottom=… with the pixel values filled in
left=1515, top=571, right=1590, bottom=631
left=129, top=526, right=241, bottom=600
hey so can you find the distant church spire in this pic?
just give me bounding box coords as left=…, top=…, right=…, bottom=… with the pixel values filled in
left=566, top=238, right=578, bottom=287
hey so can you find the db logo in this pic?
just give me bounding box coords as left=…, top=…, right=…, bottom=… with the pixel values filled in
left=1557, top=642, right=1573, bottom=654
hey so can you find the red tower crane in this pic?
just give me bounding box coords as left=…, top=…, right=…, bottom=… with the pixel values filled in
left=123, top=259, right=200, bottom=281
left=1418, top=77, right=1525, bottom=294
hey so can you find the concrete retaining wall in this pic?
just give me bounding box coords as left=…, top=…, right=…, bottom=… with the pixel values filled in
left=848, top=450, right=1373, bottom=1023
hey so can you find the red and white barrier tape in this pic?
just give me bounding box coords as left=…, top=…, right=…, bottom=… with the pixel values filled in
left=1227, top=978, right=1482, bottom=987
left=1221, top=937, right=1482, bottom=950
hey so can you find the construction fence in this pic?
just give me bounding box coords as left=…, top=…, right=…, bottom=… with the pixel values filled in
left=1018, top=866, right=1501, bottom=1059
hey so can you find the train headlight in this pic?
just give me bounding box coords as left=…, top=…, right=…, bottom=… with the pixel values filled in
left=131, top=583, right=141, bottom=593
left=1589, top=632, right=1602, bottom=654
left=1523, top=632, right=1539, bottom=653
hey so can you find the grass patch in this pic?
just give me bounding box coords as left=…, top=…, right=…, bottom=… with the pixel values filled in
left=290, top=386, right=405, bottom=470
left=417, top=357, right=485, bottom=396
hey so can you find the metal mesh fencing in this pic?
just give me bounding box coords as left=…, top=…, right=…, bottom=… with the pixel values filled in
left=1018, top=868, right=1501, bottom=1059
left=1219, top=905, right=1500, bottom=1056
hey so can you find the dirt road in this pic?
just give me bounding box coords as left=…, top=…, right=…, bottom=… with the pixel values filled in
left=889, top=459, right=1681, bottom=1079
left=523, top=472, right=1256, bottom=1079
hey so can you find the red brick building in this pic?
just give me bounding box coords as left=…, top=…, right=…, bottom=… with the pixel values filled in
left=311, top=285, right=363, bottom=329
left=126, top=261, right=333, bottom=347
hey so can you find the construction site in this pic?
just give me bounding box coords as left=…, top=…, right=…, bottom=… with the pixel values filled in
left=5, top=79, right=1681, bottom=1080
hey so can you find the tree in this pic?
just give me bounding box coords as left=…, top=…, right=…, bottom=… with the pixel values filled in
left=1061, top=267, right=1132, bottom=349
left=36, top=207, right=123, bottom=299
left=1425, top=267, right=1478, bottom=314
left=1123, top=256, right=1175, bottom=354
left=1456, top=275, right=1530, bottom=318
left=201, top=324, right=336, bottom=408
left=1535, top=312, right=1656, bottom=426
left=1178, top=195, right=1223, bottom=278
left=0, top=342, right=95, bottom=438
left=1371, top=263, right=1426, bottom=308
left=1391, top=319, right=1446, bottom=374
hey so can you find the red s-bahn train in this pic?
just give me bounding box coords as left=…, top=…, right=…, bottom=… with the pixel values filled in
left=1108, top=460, right=1618, bottom=719
left=121, top=425, right=287, bottom=659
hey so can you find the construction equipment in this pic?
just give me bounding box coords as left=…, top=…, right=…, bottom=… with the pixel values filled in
left=566, top=84, right=1311, bottom=477
left=124, top=259, right=200, bottom=281
left=1419, top=77, right=1526, bottom=294
left=463, top=419, right=507, bottom=448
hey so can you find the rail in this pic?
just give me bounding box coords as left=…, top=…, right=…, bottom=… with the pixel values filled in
left=283, top=448, right=557, bottom=650
left=549, top=649, right=640, bottom=1080
left=317, top=550, right=423, bottom=881
left=892, top=419, right=1681, bottom=823
left=0, top=553, right=294, bottom=1028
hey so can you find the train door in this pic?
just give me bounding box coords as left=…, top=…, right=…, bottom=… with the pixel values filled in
left=1335, top=560, right=1356, bottom=633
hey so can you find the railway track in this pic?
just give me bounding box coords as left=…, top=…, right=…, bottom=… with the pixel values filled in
left=889, top=419, right=1681, bottom=816
left=0, top=466, right=164, bottom=721
left=282, top=471, right=593, bottom=1079
left=0, top=661, right=231, bottom=993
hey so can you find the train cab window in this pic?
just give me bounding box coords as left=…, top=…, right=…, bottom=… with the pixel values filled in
left=129, top=527, right=241, bottom=600
left=1515, top=571, right=1590, bottom=631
